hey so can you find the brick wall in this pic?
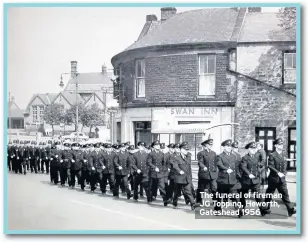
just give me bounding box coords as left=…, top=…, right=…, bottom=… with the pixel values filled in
left=119, top=51, right=233, bottom=106
left=235, top=43, right=296, bottom=152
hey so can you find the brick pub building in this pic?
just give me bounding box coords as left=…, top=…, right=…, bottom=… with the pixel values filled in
left=111, top=7, right=296, bottom=168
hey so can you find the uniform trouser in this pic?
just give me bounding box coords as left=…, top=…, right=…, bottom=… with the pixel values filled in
left=173, top=182, right=195, bottom=206
left=114, top=175, right=131, bottom=197
left=41, top=159, right=50, bottom=173
left=36, top=157, right=41, bottom=171
left=151, top=179, right=158, bottom=198
left=22, top=160, right=28, bottom=174
left=140, top=184, right=144, bottom=196
left=75, top=169, right=82, bottom=186
left=50, top=165, right=59, bottom=184
left=149, top=177, right=167, bottom=202
left=8, top=157, right=12, bottom=171
left=101, top=173, right=115, bottom=193
left=215, top=184, right=241, bottom=210
left=60, top=165, right=68, bottom=185
left=196, top=178, right=218, bottom=203
left=30, top=158, right=38, bottom=173
left=265, top=181, right=294, bottom=211
left=240, top=183, right=267, bottom=210
left=14, top=158, right=22, bottom=174
left=89, top=170, right=102, bottom=191
left=128, top=174, right=134, bottom=191
left=67, top=168, right=77, bottom=187
left=79, top=169, right=88, bottom=190
left=167, top=178, right=175, bottom=200
left=133, top=173, right=150, bottom=200
left=26, top=159, right=30, bottom=171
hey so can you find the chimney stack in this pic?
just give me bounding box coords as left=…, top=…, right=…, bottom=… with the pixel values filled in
left=161, top=7, right=177, bottom=22
left=248, top=7, right=262, bottom=13
left=102, top=64, right=107, bottom=74
left=71, top=61, right=77, bottom=77
left=146, top=14, right=158, bottom=22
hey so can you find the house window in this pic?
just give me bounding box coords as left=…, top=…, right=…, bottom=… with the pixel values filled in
left=199, top=55, right=216, bottom=96
left=33, top=106, right=38, bottom=122
left=283, top=52, right=296, bottom=84
left=288, top=127, right=296, bottom=170
left=228, top=49, right=236, bottom=71
left=39, top=106, right=45, bottom=121
left=135, top=59, right=145, bottom=98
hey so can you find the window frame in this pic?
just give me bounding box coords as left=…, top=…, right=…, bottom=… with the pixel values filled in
left=198, top=55, right=216, bottom=96
left=287, top=127, right=296, bottom=170
left=135, top=59, right=146, bottom=98
left=32, top=106, right=38, bottom=122
left=228, top=48, right=237, bottom=71
left=282, top=50, right=296, bottom=84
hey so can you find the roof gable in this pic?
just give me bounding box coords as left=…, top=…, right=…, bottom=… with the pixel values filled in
left=8, top=101, right=24, bottom=118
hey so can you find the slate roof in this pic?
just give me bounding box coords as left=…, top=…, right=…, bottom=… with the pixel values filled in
left=56, top=91, right=84, bottom=105
left=8, top=101, right=24, bottom=118
left=125, top=8, right=240, bottom=51
left=64, top=72, right=113, bottom=92
left=238, top=12, right=295, bottom=42
left=25, top=93, right=58, bottom=111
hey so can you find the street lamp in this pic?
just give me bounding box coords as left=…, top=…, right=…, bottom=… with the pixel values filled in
left=60, top=72, right=79, bottom=141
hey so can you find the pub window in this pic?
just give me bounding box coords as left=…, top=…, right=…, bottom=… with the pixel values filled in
left=283, top=51, right=296, bottom=84
left=288, top=127, right=296, bottom=170
left=199, top=55, right=216, bottom=96
left=39, top=106, right=45, bottom=121
left=255, top=127, right=276, bottom=154
left=135, top=59, right=145, bottom=98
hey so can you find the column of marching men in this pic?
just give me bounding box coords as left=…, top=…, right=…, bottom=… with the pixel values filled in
left=7, top=137, right=296, bottom=218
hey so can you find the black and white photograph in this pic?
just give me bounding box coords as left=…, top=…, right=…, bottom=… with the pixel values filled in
left=4, top=3, right=299, bottom=234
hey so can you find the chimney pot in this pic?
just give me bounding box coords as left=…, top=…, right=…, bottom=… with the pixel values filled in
left=248, top=7, right=262, bottom=12
left=102, top=64, right=107, bottom=74
left=161, top=7, right=177, bottom=22
left=71, top=61, right=77, bottom=77
left=146, top=14, right=158, bottom=22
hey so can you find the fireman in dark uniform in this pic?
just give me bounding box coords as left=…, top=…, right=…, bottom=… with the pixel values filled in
left=265, top=138, right=296, bottom=217
left=21, top=140, right=30, bottom=175
left=113, top=143, right=132, bottom=199
left=60, top=142, right=72, bottom=186
left=50, top=143, right=60, bottom=185
left=29, top=141, right=37, bottom=173
left=165, top=143, right=175, bottom=200
left=215, top=139, right=243, bottom=218
left=127, top=145, right=136, bottom=193
left=240, top=142, right=270, bottom=216
left=45, top=140, right=52, bottom=174
left=196, top=139, right=218, bottom=204
left=35, top=142, right=41, bottom=172
left=7, top=141, right=13, bottom=171
left=68, top=142, right=83, bottom=188
left=89, top=142, right=104, bottom=192
left=171, top=142, right=200, bottom=210
left=16, top=140, right=24, bottom=174
left=40, top=142, right=48, bottom=173
left=101, top=144, right=116, bottom=194
left=147, top=140, right=170, bottom=205
left=80, top=143, right=92, bottom=191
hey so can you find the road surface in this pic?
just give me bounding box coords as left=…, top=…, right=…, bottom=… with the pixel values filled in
left=7, top=172, right=297, bottom=232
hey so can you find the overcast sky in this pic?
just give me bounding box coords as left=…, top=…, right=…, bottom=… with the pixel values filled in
left=7, top=7, right=280, bottom=109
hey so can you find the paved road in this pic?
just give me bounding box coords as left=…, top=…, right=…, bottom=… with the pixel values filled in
left=7, top=172, right=297, bottom=231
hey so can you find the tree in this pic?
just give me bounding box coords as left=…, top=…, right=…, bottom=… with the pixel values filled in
left=64, top=103, right=86, bottom=132
left=43, top=103, right=64, bottom=136
left=277, top=7, right=296, bottom=39
left=80, top=103, right=105, bottom=133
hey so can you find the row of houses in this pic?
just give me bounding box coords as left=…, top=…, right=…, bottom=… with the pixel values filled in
left=109, top=7, right=296, bottom=169
left=8, top=63, right=118, bottom=136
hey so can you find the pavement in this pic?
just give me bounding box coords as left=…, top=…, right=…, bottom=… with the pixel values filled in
left=7, top=172, right=297, bottom=232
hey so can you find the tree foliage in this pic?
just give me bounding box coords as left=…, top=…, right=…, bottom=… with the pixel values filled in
left=80, top=103, right=105, bottom=132
left=277, top=7, right=296, bottom=39
left=43, top=103, right=64, bottom=135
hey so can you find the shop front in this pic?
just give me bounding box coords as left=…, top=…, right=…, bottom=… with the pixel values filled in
left=115, top=106, right=235, bottom=160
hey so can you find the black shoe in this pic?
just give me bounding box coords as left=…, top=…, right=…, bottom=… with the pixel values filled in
left=134, top=199, right=138, bottom=202
left=164, top=199, right=171, bottom=207
left=191, top=203, right=200, bottom=210
left=260, top=209, right=271, bottom=216
left=152, top=197, right=156, bottom=201
left=113, top=195, right=119, bottom=199
left=173, top=205, right=178, bottom=209
left=127, top=194, right=133, bottom=200
left=288, top=208, right=296, bottom=217
left=185, top=200, right=190, bottom=205
left=147, top=200, right=152, bottom=204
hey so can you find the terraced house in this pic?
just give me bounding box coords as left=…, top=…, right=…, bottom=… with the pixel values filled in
left=111, top=7, right=296, bottom=169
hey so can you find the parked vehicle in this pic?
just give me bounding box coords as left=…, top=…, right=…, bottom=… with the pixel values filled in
left=62, top=132, right=89, bottom=142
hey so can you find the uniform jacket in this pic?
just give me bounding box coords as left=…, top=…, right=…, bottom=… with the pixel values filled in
left=46, top=147, right=51, bottom=159
left=131, top=150, right=149, bottom=177
left=267, top=151, right=288, bottom=184
left=102, top=151, right=116, bottom=174
left=171, top=153, right=193, bottom=185
left=50, top=149, right=61, bottom=168
left=72, top=150, right=84, bottom=171
left=197, top=149, right=218, bottom=180
left=240, top=153, right=263, bottom=185
left=28, top=147, right=36, bottom=159
left=60, top=150, right=73, bottom=168
left=82, top=150, right=93, bottom=171
left=114, top=151, right=130, bottom=176
left=40, top=148, right=48, bottom=159
left=216, top=152, right=241, bottom=186
left=34, top=147, right=40, bottom=159
left=90, top=150, right=104, bottom=172
left=164, top=152, right=174, bottom=178
left=147, top=150, right=167, bottom=179
left=22, top=147, right=30, bottom=160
